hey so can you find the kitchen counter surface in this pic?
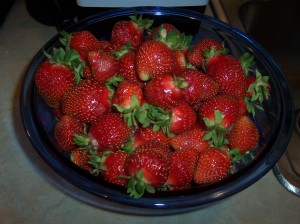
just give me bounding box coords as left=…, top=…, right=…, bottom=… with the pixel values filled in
left=1, top=0, right=299, bottom=223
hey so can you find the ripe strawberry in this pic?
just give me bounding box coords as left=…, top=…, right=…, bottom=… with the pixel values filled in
left=132, top=127, right=170, bottom=151
left=147, top=23, right=177, bottom=40
left=111, top=14, right=153, bottom=49
left=83, top=66, right=93, bottom=80
left=112, top=80, right=145, bottom=127
left=117, top=50, right=143, bottom=86
left=136, top=101, right=197, bottom=136
left=178, top=68, right=219, bottom=104
left=87, top=151, right=130, bottom=186
left=60, top=30, right=104, bottom=61
left=88, top=113, right=134, bottom=152
left=170, top=128, right=209, bottom=153
left=227, top=116, right=259, bottom=154
left=187, top=38, right=224, bottom=69
left=136, top=40, right=174, bottom=81
left=194, top=147, right=230, bottom=184
left=199, top=95, right=240, bottom=130
left=125, top=144, right=171, bottom=198
left=54, top=115, right=84, bottom=151
left=70, top=149, right=92, bottom=171
left=206, top=54, right=247, bottom=99
left=171, top=50, right=187, bottom=75
left=35, top=60, right=75, bottom=108
left=61, top=79, right=111, bottom=123
left=87, top=50, right=119, bottom=83
left=166, top=148, right=199, bottom=187
left=144, top=73, right=187, bottom=110
left=112, top=80, right=145, bottom=110
left=199, top=95, right=240, bottom=147
left=170, top=101, right=197, bottom=135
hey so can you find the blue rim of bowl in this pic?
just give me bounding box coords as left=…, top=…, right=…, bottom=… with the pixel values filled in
left=19, top=7, right=295, bottom=214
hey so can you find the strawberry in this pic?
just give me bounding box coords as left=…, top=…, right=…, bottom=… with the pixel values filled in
left=117, top=50, right=143, bottom=86
left=199, top=95, right=240, bottom=147
left=112, top=80, right=145, bottom=110
left=170, top=128, right=209, bottom=153
left=169, top=101, right=197, bottom=135
left=144, top=73, right=187, bottom=110
left=187, top=38, right=224, bottom=69
left=132, top=126, right=170, bottom=151
left=54, top=115, right=84, bottom=151
left=34, top=46, right=81, bottom=108
left=206, top=54, right=247, bottom=99
left=70, top=149, right=92, bottom=171
left=200, top=95, right=240, bottom=130
left=111, top=14, right=153, bottom=49
left=125, top=144, right=171, bottom=198
left=137, top=101, right=197, bottom=136
left=178, top=68, right=219, bottom=105
left=171, top=50, right=187, bottom=75
left=87, top=113, right=134, bottom=152
left=89, top=151, right=130, bottom=186
left=147, top=23, right=177, bottom=40
left=87, top=50, right=119, bottom=83
left=61, top=79, right=111, bottom=123
left=166, top=148, right=199, bottom=187
left=60, top=30, right=104, bottom=61
left=112, top=80, right=145, bottom=127
left=194, top=147, right=230, bottom=184
left=83, top=66, right=93, bottom=80
left=136, top=40, right=174, bottom=81
left=227, top=116, right=259, bottom=154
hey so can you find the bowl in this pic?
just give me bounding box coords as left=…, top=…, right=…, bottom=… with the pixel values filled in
left=20, top=7, right=294, bottom=214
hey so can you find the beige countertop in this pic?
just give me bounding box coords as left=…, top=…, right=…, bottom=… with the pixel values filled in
left=1, top=0, right=299, bottom=223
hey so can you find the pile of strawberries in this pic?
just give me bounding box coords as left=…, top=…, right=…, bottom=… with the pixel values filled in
left=34, top=14, right=270, bottom=198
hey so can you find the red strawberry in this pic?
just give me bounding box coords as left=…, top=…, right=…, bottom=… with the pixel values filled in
left=206, top=54, right=247, bottom=99
left=93, top=151, right=130, bottom=186
left=187, top=38, right=224, bottom=69
left=136, top=40, right=174, bottom=81
left=227, top=116, right=259, bottom=154
left=199, top=95, right=240, bottom=147
left=117, top=50, right=143, bottom=86
left=88, top=113, right=134, bottom=152
left=61, top=30, right=104, bottom=61
left=166, top=148, right=199, bottom=187
left=54, top=115, right=84, bottom=151
left=199, top=95, right=240, bottom=130
left=178, top=68, right=219, bottom=105
left=144, top=73, right=187, bottom=110
left=70, top=149, right=92, bottom=171
left=147, top=23, right=177, bottom=40
left=102, top=151, right=129, bottom=186
left=35, top=60, right=75, bottom=108
left=125, top=144, right=171, bottom=198
left=170, top=128, right=209, bottom=154
left=83, top=66, right=93, bottom=80
left=87, top=50, right=119, bottom=83
left=170, top=101, right=197, bottom=135
left=61, top=79, right=111, bottom=123
left=112, top=80, right=145, bottom=110
left=111, top=14, right=153, bottom=49
left=171, top=50, right=187, bottom=75
left=194, top=147, right=230, bottom=184
left=137, top=101, right=197, bottom=136
left=112, top=80, right=146, bottom=127
left=132, top=126, right=170, bottom=151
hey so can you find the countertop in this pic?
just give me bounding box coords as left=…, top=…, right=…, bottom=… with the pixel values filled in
left=1, top=0, right=300, bottom=223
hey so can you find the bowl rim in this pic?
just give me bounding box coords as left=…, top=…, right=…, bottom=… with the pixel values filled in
left=19, top=6, right=295, bottom=214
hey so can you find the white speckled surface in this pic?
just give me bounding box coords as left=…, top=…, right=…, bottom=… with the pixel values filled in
left=1, top=1, right=299, bottom=223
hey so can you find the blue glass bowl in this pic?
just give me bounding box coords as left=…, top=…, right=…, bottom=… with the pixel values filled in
left=20, top=7, right=294, bottom=215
